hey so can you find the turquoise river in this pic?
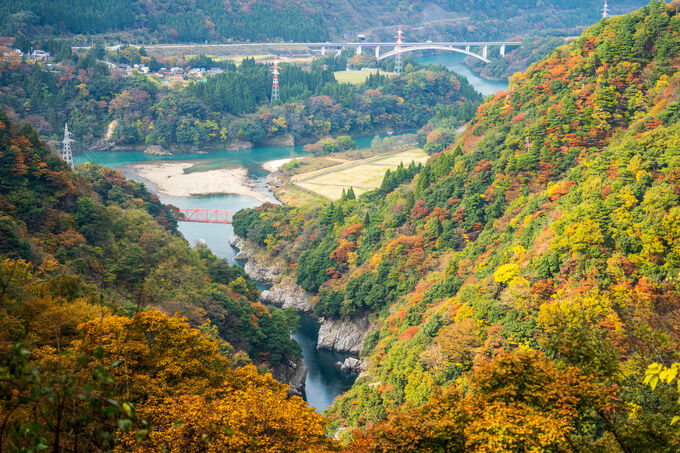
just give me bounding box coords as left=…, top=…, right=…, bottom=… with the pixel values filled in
left=74, top=53, right=508, bottom=413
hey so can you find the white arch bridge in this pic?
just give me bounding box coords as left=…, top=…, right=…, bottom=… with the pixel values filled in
left=318, top=41, right=522, bottom=64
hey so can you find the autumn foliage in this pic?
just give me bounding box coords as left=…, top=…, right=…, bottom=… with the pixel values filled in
left=347, top=350, right=612, bottom=452
left=235, top=3, right=680, bottom=450
left=0, top=115, right=330, bottom=451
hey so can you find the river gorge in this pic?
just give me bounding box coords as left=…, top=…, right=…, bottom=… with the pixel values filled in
left=74, top=53, right=509, bottom=413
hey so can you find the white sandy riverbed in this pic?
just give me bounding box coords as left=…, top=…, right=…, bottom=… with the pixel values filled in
left=262, top=158, right=292, bottom=173
left=131, top=162, right=269, bottom=202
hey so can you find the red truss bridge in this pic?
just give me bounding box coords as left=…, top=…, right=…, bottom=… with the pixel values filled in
left=178, top=209, right=234, bottom=224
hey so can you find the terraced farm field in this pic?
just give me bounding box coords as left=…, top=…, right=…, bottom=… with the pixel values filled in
left=292, top=149, right=429, bottom=200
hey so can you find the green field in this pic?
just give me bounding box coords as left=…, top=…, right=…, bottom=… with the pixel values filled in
left=292, top=149, right=429, bottom=200
left=221, top=54, right=275, bottom=63
left=333, top=70, right=381, bottom=85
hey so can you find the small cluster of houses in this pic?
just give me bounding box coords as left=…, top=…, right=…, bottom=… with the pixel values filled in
left=114, top=63, right=225, bottom=79
left=0, top=36, right=227, bottom=82
left=28, top=50, right=62, bottom=73
left=156, top=66, right=226, bottom=78
left=0, top=39, right=61, bottom=72
left=116, top=63, right=151, bottom=74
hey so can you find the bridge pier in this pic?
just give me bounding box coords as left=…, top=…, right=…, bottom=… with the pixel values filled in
left=465, top=45, right=470, bottom=53
left=482, top=45, right=488, bottom=60
left=356, top=45, right=362, bottom=56
left=321, top=46, right=326, bottom=56
left=375, top=45, right=380, bottom=59
left=500, top=44, right=506, bottom=57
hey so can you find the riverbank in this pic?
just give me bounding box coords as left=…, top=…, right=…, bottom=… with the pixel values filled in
left=262, top=158, right=292, bottom=173
left=131, top=161, right=270, bottom=202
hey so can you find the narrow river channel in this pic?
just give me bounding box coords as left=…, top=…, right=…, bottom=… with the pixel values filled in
left=74, top=54, right=509, bottom=413
left=76, top=137, right=372, bottom=412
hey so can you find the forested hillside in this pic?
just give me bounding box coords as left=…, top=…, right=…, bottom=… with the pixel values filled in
left=0, top=46, right=481, bottom=149
left=234, top=2, right=680, bottom=449
left=0, top=112, right=340, bottom=451
left=1, top=0, right=648, bottom=43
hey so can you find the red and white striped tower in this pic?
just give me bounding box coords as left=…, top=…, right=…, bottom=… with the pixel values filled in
left=270, top=57, right=281, bottom=104
left=394, top=26, right=404, bottom=75
left=602, top=0, right=610, bottom=18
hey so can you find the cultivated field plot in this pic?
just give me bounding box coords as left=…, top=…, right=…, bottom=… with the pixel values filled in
left=334, top=70, right=382, bottom=85
left=292, top=149, right=429, bottom=200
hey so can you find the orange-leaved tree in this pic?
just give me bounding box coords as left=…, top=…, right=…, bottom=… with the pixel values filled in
left=119, top=366, right=336, bottom=452
left=346, top=350, right=612, bottom=452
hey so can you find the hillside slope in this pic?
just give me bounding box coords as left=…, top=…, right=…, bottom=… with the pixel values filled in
left=0, top=0, right=648, bottom=42
left=235, top=2, right=680, bottom=450
left=0, top=112, right=338, bottom=450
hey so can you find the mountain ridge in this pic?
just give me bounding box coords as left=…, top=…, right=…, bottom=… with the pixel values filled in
left=1, top=0, right=649, bottom=42
left=234, top=1, right=680, bottom=449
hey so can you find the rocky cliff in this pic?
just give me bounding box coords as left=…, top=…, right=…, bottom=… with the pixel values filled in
left=270, top=356, right=308, bottom=397
left=230, top=235, right=309, bottom=394
left=231, top=234, right=374, bottom=357
left=260, top=277, right=314, bottom=313
left=317, top=316, right=371, bottom=355
left=230, top=235, right=282, bottom=282
left=231, top=235, right=314, bottom=311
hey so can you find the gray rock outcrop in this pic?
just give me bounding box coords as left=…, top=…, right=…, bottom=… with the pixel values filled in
left=259, top=277, right=313, bottom=313
left=229, top=235, right=282, bottom=282
left=317, top=316, right=371, bottom=355
left=270, top=357, right=307, bottom=396
left=244, top=259, right=280, bottom=282
left=226, top=140, right=254, bottom=151
left=262, top=134, right=295, bottom=147
left=144, top=144, right=171, bottom=155
left=340, top=357, right=365, bottom=373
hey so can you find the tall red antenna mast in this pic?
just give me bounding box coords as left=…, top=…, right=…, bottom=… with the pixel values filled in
left=271, top=56, right=281, bottom=104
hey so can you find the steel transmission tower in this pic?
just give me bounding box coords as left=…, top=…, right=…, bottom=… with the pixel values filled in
left=602, top=0, right=610, bottom=18
left=394, top=26, right=404, bottom=75
left=62, top=123, right=74, bottom=169
left=270, top=57, right=280, bottom=104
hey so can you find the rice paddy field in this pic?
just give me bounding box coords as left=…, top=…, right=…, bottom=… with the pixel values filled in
left=291, top=149, right=429, bottom=200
